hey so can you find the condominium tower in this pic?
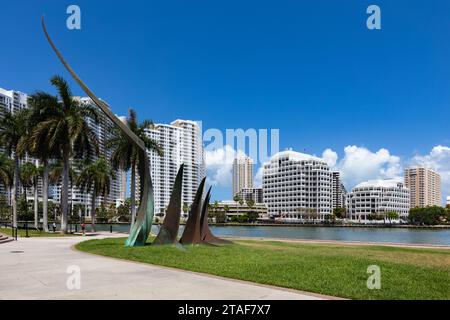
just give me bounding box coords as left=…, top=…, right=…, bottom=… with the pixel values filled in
left=0, top=88, right=31, bottom=201
left=404, top=167, right=441, bottom=208
left=331, top=171, right=347, bottom=210
left=232, top=156, right=253, bottom=196
left=236, top=187, right=264, bottom=204
left=262, top=150, right=333, bottom=220
left=145, top=119, right=205, bottom=214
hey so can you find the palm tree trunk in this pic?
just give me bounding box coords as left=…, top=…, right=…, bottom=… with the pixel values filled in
left=34, top=180, right=38, bottom=229
left=91, top=189, right=96, bottom=232
left=42, top=160, right=49, bottom=232
left=11, top=156, right=19, bottom=228
left=61, top=145, right=70, bottom=233
left=130, top=163, right=136, bottom=228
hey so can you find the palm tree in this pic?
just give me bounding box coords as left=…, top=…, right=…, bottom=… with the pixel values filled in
left=49, top=159, right=79, bottom=222
left=31, top=76, right=99, bottom=233
left=0, top=153, right=13, bottom=223
left=106, top=108, right=162, bottom=227
left=223, top=204, right=230, bottom=221
left=75, top=157, right=115, bottom=231
left=0, top=153, right=13, bottom=192
left=20, top=162, right=41, bottom=229
left=20, top=91, right=61, bottom=232
left=0, top=108, right=30, bottom=228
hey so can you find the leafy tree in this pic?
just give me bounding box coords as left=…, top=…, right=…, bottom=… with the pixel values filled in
left=17, top=194, right=32, bottom=221
left=333, top=207, right=346, bottom=219
left=96, top=203, right=111, bottom=223
left=116, top=198, right=131, bottom=222
left=409, top=206, right=445, bottom=225
left=386, top=211, right=399, bottom=223
left=212, top=210, right=227, bottom=223
left=0, top=152, right=13, bottom=192
left=0, top=195, right=11, bottom=222
left=72, top=203, right=85, bottom=219
left=76, top=157, right=115, bottom=231
left=246, top=199, right=255, bottom=209
left=20, top=162, right=41, bottom=228
left=246, top=211, right=259, bottom=223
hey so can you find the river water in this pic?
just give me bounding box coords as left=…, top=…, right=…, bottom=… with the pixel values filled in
left=85, top=224, right=450, bottom=246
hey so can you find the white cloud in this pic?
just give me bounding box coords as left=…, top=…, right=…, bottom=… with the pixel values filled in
left=207, top=144, right=450, bottom=202
left=254, top=166, right=264, bottom=187
left=322, top=146, right=402, bottom=189
left=409, top=145, right=450, bottom=199
left=204, top=145, right=245, bottom=187
left=322, top=148, right=338, bottom=168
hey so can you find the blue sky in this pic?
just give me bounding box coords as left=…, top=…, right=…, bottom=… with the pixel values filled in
left=2, top=0, right=450, bottom=201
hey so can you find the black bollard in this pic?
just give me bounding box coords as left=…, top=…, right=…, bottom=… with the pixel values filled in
left=110, top=225, right=112, bottom=233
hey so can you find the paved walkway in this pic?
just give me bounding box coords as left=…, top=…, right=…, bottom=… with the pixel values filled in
left=0, top=233, right=332, bottom=300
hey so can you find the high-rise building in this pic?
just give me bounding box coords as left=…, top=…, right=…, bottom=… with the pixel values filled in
left=236, top=187, right=263, bottom=204
left=0, top=88, right=30, bottom=202
left=262, top=150, right=333, bottom=220
left=347, top=179, right=410, bottom=221
left=404, top=167, right=441, bottom=208
left=144, top=119, right=205, bottom=214
left=232, top=156, right=253, bottom=196
left=0, top=88, right=28, bottom=114
left=331, top=171, right=347, bottom=210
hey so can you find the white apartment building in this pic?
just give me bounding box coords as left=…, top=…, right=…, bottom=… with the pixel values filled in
left=212, top=200, right=267, bottom=220
left=0, top=87, right=28, bottom=114
left=232, top=156, right=253, bottom=196
left=347, top=179, right=410, bottom=222
left=404, top=167, right=441, bottom=208
left=236, top=187, right=263, bottom=204
left=145, top=119, right=205, bottom=214
left=262, top=150, right=333, bottom=220
left=0, top=87, right=32, bottom=202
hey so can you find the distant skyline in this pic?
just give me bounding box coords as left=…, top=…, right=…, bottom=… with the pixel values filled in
left=2, top=0, right=450, bottom=202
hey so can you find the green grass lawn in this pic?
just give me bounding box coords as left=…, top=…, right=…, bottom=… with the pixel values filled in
left=76, top=237, right=450, bottom=300
left=0, top=226, right=75, bottom=237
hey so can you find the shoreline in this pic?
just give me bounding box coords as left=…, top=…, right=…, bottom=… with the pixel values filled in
left=220, top=235, right=450, bottom=250
left=209, top=223, right=450, bottom=229
left=4, top=221, right=449, bottom=230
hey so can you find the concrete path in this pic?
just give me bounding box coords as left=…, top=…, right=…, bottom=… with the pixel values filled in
left=0, top=233, right=331, bottom=300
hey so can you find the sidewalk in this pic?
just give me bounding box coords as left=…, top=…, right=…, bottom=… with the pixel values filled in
left=0, top=233, right=334, bottom=300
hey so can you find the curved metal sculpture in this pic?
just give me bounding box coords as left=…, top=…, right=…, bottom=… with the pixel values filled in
left=41, top=17, right=154, bottom=247
left=153, top=164, right=184, bottom=245
left=180, top=178, right=206, bottom=245
left=200, top=187, right=228, bottom=244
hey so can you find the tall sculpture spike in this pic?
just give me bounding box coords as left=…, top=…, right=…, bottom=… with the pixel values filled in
left=41, top=17, right=154, bottom=246
left=200, top=187, right=229, bottom=244
left=153, top=164, right=184, bottom=245
left=180, top=178, right=206, bottom=245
